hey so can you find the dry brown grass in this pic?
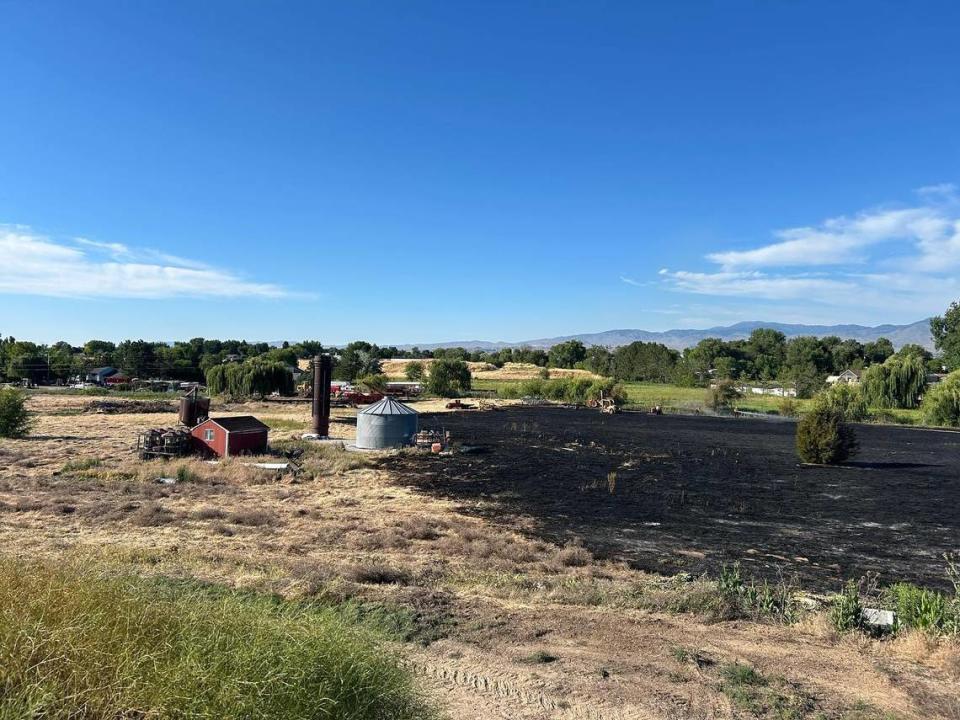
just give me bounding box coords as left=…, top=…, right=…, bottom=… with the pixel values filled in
left=381, top=358, right=496, bottom=379
left=473, top=362, right=600, bottom=381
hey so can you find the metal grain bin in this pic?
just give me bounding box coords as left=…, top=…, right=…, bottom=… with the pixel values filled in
left=356, top=396, right=418, bottom=449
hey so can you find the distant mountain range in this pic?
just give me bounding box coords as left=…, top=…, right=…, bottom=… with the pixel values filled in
left=399, top=319, right=935, bottom=352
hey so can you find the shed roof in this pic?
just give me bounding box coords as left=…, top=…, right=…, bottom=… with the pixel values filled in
left=359, top=396, right=417, bottom=416
left=206, top=416, right=270, bottom=432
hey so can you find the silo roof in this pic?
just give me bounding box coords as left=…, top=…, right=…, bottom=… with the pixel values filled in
left=359, top=396, right=418, bottom=415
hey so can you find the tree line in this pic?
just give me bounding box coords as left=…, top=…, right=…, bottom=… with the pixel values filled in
left=4, top=301, right=960, bottom=400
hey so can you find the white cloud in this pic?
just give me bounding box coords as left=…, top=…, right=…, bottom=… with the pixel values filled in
left=706, top=206, right=953, bottom=270
left=0, top=226, right=295, bottom=300
left=653, top=186, right=960, bottom=324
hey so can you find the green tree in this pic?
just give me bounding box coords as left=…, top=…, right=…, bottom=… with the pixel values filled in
left=0, top=388, right=32, bottom=438
left=612, top=342, right=678, bottom=382
left=548, top=340, right=587, bottom=369
left=830, top=339, right=865, bottom=373
left=931, top=301, right=960, bottom=371
left=335, top=342, right=383, bottom=381
left=782, top=336, right=830, bottom=398
left=115, top=340, right=157, bottom=379
left=863, top=337, right=895, bottom=365
left=427, top=359, right=471, bottom=397
left=404, top=361, right=425, bottom=381
left=581, top=346, right=613, bottom=376
left=746, top=328, right=786, bottom=380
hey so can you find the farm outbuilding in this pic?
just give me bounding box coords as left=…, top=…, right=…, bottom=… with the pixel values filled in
left=190, top=416, right=269, bottom=457
left=356, top=396, right=418, bottom=449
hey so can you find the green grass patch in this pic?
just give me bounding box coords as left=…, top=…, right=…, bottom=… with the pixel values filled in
left=60, top=457, right=102, bottom=473
left=0, top=556, right=435, bottom=720
left=718, top=662, right=815, bottom=719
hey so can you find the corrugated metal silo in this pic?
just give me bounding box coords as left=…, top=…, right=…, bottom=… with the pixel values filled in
left=356, top=396, right=418, bottom=449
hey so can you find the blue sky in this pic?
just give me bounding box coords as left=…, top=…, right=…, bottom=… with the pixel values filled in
left=2, top=1, right=959, bottom=345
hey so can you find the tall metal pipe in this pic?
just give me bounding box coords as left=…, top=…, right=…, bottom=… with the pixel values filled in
left=312, top=354, right=332, bottom=436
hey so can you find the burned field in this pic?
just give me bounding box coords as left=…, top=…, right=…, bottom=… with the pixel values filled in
left=389, top=407, right=960, bottom=592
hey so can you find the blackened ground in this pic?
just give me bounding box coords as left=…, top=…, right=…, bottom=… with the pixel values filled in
left=385, top=407, right=960, bottom=592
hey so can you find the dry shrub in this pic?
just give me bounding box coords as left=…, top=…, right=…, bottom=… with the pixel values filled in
left=228, top=509, right=275, bottom=527
left=14, top=499, right=45, bottom=513
left=210, top=522, right=235, bottom=537
left=131, top=502, right=175, bottom=527
left=348, top=528, right=410, bottom=551
left=397, top=516, right=448, bottom=541
left=195, top=506, right=226, bottom=520
left=555, top=541, right=593, bottom=568
left=347, top=562, right=411, bottom=586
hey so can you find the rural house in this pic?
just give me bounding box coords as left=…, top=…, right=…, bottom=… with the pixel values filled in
left=190, top=416, right=269, bottom=457
left=825, top=369, right=860, bottom=386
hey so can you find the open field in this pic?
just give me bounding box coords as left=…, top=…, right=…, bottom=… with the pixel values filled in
left=1, top=394, right=958, bottom=718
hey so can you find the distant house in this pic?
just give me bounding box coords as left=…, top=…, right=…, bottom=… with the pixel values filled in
left=222, top=354, right=243, bottom=364
left=104, top=373, right=132, bottom=386
left=826, top=369, right=860, bottom=386
left=190, top=416, right=269, bottom=458
left=86, top=367, right=118, bottom=385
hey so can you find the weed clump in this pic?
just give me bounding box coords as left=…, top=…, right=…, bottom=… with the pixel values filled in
left=717, top=563, right=796, bottom=622
left=831, top=580, right=864, bottom=632
left=886, top=581, right=959, bottom=635
left=796, top=406, right=858, bottom=464
left=555, top=542, right=592, bottom=568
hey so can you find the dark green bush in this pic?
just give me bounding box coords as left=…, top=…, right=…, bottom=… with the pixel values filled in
left=796, top=406, right=858, bottom=464
left=0, top=387, right=32, bottom=438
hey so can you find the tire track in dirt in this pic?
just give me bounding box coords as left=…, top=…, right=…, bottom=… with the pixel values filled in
left=408, top=655, right=651, bottom=720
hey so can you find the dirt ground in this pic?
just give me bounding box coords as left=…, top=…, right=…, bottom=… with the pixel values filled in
left=1, top=394, right=958, bottom=719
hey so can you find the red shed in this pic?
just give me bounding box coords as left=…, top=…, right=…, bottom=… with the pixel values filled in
left=190, top=416, right=269, bottom=458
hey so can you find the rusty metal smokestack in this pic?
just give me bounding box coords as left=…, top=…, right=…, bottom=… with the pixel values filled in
left=312, top=354, right=332, bottom=436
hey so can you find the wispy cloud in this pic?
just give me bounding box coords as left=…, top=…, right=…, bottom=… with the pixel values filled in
left=619, top=275, right=644, bottom=287
left=0, top=226, right=296, bottom=300
left=655, top=185, right=960, bottom=323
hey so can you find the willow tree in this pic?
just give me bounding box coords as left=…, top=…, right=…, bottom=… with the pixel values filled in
left=921, top=371, right=960, bottom=427
left=861, top=354, right=927, bottom=409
